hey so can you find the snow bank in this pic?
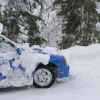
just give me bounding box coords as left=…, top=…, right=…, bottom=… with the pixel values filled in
left=60, top=44, right=100, bottom=64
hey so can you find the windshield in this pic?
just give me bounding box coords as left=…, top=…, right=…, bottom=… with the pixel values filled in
left=0, top=36, right=15, bottom=53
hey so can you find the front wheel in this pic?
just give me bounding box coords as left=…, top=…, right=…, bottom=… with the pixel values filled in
left=33, top=66, right=55, bottom=88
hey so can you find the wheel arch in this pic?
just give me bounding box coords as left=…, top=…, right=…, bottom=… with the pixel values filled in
left=36, top=62, right=57, bottom=69
left=35, top=62, right=57, bottom=76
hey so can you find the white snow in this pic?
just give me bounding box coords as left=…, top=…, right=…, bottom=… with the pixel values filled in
left=96, top=2, right=100, bottom=13
left=1, top=44, right=100, bottom=100
left=96, top=22, right=100, bottom=31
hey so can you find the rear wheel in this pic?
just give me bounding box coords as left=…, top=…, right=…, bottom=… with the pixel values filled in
left=33, top=65, right=55, bottom=88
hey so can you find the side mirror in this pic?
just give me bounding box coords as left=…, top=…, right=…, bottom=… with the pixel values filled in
left=16, top=48, right=22, bottom=55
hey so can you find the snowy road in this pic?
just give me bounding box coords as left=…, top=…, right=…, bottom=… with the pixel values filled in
left=1, top=45, right=100, bottom=100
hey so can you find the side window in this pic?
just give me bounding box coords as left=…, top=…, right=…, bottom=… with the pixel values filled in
left=0, top=37, right=15, bottom=53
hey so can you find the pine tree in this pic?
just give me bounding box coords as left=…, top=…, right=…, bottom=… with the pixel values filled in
left=1, top=0, right=46, bottom=45
left=0, top=5, right=2, bottom=22
left=54, top=0, right=99, bottom=48
left=2, top=8, right=20, bottom=41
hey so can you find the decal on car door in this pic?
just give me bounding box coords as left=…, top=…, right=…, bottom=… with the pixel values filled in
left=9, top=58, right=26, bottom=72
left=0, top=72, right=6, bottom=81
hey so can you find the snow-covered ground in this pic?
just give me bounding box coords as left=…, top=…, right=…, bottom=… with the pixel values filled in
left=1, top=44, right=100, bottom=100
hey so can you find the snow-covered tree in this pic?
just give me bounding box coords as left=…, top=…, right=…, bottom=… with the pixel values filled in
left=54, top=0, right=100, bottom=48
left=38, top=0, right=62, bottom=47
left=0, top=0, right=46, bottom=45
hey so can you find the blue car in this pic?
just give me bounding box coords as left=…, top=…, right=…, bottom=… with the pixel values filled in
left=0, top=34, right=70, bottom=88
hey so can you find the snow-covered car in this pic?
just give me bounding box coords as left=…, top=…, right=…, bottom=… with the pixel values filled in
left=0, top=34, right=70, bottom=88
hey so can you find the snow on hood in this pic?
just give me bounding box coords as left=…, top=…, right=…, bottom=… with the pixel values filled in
left=32, top=45, right=59, bottom=55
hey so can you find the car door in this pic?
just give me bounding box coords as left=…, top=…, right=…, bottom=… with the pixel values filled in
left=0, top=36, right=17, bottom=61
left=0, top=36, right=30, bottom=87
left=0, top=36, right=17, bottom=80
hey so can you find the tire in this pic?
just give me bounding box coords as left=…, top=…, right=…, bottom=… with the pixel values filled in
left=33, top=65, right=56, bottom=88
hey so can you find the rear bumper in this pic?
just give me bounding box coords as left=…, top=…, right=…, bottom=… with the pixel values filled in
left=50, top=55, right=70, bottom=79
left=56, top=64, right=70, bottom=79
